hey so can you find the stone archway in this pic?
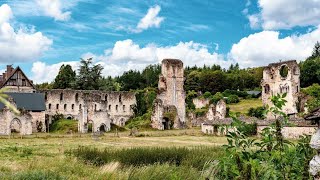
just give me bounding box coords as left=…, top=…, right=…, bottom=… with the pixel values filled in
left=10, top=118, right=22, bottom=134
left=99, top=123, right=107, bottom=132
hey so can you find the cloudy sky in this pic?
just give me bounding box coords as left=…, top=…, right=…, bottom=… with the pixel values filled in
left=0, top=0, right=319, bottom=83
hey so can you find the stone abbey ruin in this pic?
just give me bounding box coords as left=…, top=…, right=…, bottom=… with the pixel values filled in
left=0, top=59, right=312, bottom=136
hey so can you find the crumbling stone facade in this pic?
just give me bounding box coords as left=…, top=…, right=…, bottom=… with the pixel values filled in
left=261, top=60, right=300, bottom=119
left=206, top=100, right=227, bottom=121
left=0, top=99, right=33, bottom=135
left=151, top=59, right=186, bottom=130
left=41, top=89, right=136, bottom=133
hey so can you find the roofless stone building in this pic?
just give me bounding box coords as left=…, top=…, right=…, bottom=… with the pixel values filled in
left=261, top=60, right=300, bottom=119
left=0, top=65, right=136, bottom=135
left=151, top=59, right=186, bottom=130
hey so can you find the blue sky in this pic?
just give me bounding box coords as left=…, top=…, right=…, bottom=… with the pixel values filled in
left=0, top=0, right=319, bottom=83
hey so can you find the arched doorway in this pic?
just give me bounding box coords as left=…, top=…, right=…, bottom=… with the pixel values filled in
left=99, top=124, right=107, bottom=132
left=10, top=118, right=22, bottom=134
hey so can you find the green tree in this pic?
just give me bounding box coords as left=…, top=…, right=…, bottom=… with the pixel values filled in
left=99, top=76, right=118, bottom=91
left=53, top=64, right=76, bottom=89
left=74, top=58, right=103, bottom=90
left=118, top=70, right=144, bottom=91
left=312, top=41, right=320, bottom=58
left=141, top=64, right=161, bottom=88
left=300, top=56, right=320, bottom=87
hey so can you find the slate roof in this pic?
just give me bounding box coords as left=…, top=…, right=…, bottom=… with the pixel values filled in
left=0, top=93, right=46, bottom=111
left=305, top=107, right=320, bottom=121
left=246, top=91, right=261, bottom=96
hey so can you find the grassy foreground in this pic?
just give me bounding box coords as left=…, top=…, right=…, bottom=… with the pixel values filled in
left=0, top=129, right=226, bottom=179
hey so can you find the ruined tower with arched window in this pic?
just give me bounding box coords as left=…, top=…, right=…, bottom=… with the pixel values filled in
left=261, top=60, right=300, bottom=119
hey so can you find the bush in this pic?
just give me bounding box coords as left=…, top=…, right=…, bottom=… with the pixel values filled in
left=194, top=108, right=208, bottom=117
left=210, top=92, right=224, bottom=104
left=226, top=95, right=239, bottom=104
left=223, top=89, right=249, bottom=98
left=247, top=106, right=266, bottom=119
left=203, top=91, right=212, bottom=99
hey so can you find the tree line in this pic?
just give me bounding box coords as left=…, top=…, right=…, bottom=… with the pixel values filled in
left=36, top=42, right=320, bottom=93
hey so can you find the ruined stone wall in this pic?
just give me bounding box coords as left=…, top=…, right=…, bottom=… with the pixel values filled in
left=192, top=98, right=209, bottom=109
left=257, top=125, right=316, bottom=139
left=151, top=59, right=186, bottom=130
left=206, top=100, right=226, bottom=121
left=261, top=60, right=300, bottom=119
left=30, top=111, right=46, bottom=132
left=41, top=89, right=136, bottom=130
left=0, top=108, right=32, bottom=135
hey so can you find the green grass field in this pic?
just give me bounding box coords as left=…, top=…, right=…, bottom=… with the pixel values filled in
left=0, top=129, right=227, bottom=179
left=228, top=98, right=263, bottom=114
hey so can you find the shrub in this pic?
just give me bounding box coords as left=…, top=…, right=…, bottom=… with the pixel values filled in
left=203, top=91, right=212, bottom=99
left=210, top=92, right=224, bottom=104
left=194, top=108, right=208, bottom=117
left=226, top=95, right=239, bottom=104
left=223, top=89, right=249, bottom=98
left=247, top=106, right=266, bottom=119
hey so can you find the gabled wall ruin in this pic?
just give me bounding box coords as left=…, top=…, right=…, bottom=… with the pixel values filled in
left=261, top=60, right=300, bottom=119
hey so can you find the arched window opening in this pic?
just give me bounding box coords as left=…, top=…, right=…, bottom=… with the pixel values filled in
left=116, top=105, right=118, bottom=112
left=264, top=84, right=270, bottom=94
left=119, top=94, right=122, bottom=102
left=48, top=104, right=51, bottom=110
left=56, top=104, right=59, bottom=110
left=123, top=105, right=125, bottom=112
left=94, top=104, right=97, bottom=111
left=109, top=105, right=111, bottom=111
left=75, top=93, right=79, bottom=101
left=105, top=94, right=108, bottom=101
left=79, top=104, right=82, bottom=110
left=72, top=104, right=74, bottom=110
left=60, top=93, right=63, bottom=101
left=64, top=104, right=67, bottom=110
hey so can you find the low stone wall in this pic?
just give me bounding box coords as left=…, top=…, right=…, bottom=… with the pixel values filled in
left=257, top=125, right=317, bottom=139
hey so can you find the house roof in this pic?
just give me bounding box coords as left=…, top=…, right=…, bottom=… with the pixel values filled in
left=246, top=91, right=261, bottom=96
left=305, top=107, right=320, bottom=121
left=0, top=93, right=46, bottom=111
left=0, top=66, right=36, bottom=89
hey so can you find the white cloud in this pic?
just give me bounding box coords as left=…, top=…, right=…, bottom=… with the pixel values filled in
left=135, top=5, right=164, bottom=33
left=248, top=14, right=260, bottom=29
left=0, top=4, right=52, bottom=63
left=36, top=0, right=71, bottom=21
left=248, top=0, right=320, bottom=30
left=31, top=61, right=79, bottom=83
left=230, top=26, right=320, bottom=67
left=31, top=39, right=230, bottom=83
left=0, top=4, right=13, bottom=24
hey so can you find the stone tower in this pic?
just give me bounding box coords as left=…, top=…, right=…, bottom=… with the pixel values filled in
left=151, top=59, right=186, bottom=130
left=261, top=60, right=300, bottom=119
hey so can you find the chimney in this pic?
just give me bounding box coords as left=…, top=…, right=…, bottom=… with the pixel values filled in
left=6, top=65, right=13, bottom=75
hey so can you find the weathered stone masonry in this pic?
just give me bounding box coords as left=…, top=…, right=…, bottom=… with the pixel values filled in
left=151, top=59, right=186, bottom=130
left=41, top=89, right=136, bottom=133
left=261, top=60, right=300, bottom=119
